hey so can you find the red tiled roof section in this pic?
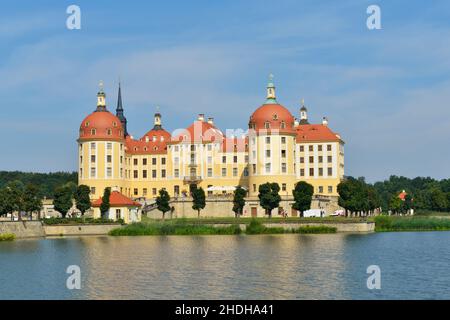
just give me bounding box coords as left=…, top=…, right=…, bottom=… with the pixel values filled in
left=170, top=120, right=224, bottom=144
left=296, top=124, right=341, bottom=142
left=92, top=191, right=141, bottom=207
left=79, top=111, right=124, bottom=141
left=249, top=103, right=296, bottom=134
left=125, top=134, right=168, bottom=155
left=398, top=191, right=407, bottom=201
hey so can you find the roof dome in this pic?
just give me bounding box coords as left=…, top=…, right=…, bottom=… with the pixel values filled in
left=249, top=103, right=296, bottom=134
left=79, top=111, right=124, bottom=141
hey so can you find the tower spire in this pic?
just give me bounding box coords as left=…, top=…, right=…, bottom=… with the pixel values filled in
left=299, top=98, right=309, bottom=124
left=115, top=80, right=128, bottom=136
left=153, top=106, right=162, bottom=130
left=96, top=80, right=106, bottom=111
left=265, top=73, right=277, bottom=104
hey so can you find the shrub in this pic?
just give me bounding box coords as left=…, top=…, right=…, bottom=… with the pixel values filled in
left=42, top=217, right=120, bottom=225
left=245, top=219, right=284, bottom=235
left=0, top=233, right=15, bottom=241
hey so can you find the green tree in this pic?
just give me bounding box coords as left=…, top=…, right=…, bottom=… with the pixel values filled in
left=402, top=194, right=413, bottom=214
left=22, top=184, right=43, bottom=220
left=389, top=195, right=403, bottom=215
left=0, top=188, right=7, bottom=217
left=156, top=189, right=171, bottom=220
left=429, top=188, right=448, bottom=212
left=3, top=181, right=25, bottom=221
left=53, top=185, right=73, bottom=218
left=258, top=182, right=281, bottom=218
left=292, top=181, right=314, bottom=217
left=100, top=187, right=111, bottom=219
left=232, top=186, right=246, bottom=218
left=74, top=185, right=92, bottom=216
left=192, top=186, right=206, bottom=218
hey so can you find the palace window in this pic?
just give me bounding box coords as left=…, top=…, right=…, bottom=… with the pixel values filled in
left=143, top=158, right=147, bottom=165
left=222, top=168, right=227, bottom=177
left=265, top=163, right=271, bottom=173
left=133, top=159, right=138, bottom=166
left=143, top=170, right=147, bottom=179
left=233, top=155, right=238, bottom=163
left=265, top=137, right=270, bottom=144
left=233, top=168, right=238, bottom=177
left=281, top=137, right=286, bottom=144
left=327, top=144, right=332, bottom=151
left=161, top=158, right=166, bottom=165
left=282, top=183, right=287, bottom=192
left=300, top=146, right=304, bottom=152
left=90, top=167, right=96, bottom=178
left=106, top=167, right=112, bottom=178
left=264, top=121, right=270, bottom=129
left=318, top=186, right=324, bottom=193
left=281, top=150, right=286, bottom=158
left=107, top=143, right=112, bottom=150
left=300, top=169, right=305, bottom=176
left=90, top=142, right=96, bottom=150
left=207, top=156, right=212, bottom=164
left=328, top=186, right=333, bottom=194
left=280, top=121, right=286, bottom=129
left=152, top=188, right=157, bottom=196
left=300, top=157, right=304, bottom=164
left=134, top=188, right=138, bottom=196
left=143, top=188, right=147, bottom=196
left=281, top=163, right=287, bottom=173
left=133, top=170, right=138, bottom=179
left=318, top=145, right=323, bottom=152
left=309, top=156, right=314, bottom=163
left=152, top=170, right=157, bottom=178
left=152, top=158, right=157, bottom=165
left=328, top=167, right=333, bottom=176
left=328, top=156, right=332, bottom=163
left=319, top=168, right=323, bottom=176
left=222, top=156, right=226, bottom=164
left=309, top=145, right=313, bottom=152
left=90, top=187, right=96, bottom=195
left=266, top=150, right=271, bottom=157
left=243, top=168, right=249, bottom=176
left=309, top=168, right=314, bottom=176
left=174, top=169, right=179, bottom=178
left=207, top=168, right=213, bottom=177
left=107, top=155, right=112, bottom=163
left=318, top=156, right=323, bottom=163
left=161, top=170, right=166, bottom=178
left=91, top=155, right=96, bottom=163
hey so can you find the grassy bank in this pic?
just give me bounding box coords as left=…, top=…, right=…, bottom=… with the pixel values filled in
left=375, top=215, right=450, bottom=232
left=0, top=233, right=15, bottom=241
left=110, top=219, right=337, bottom=236
left=110, top=219, right=241, bottom=236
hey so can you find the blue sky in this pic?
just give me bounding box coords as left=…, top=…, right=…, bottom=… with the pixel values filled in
left=1, top=0, right=450, bottom=182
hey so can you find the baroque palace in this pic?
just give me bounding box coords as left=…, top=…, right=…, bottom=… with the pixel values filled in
left=78, top=76, right=345, bottom=218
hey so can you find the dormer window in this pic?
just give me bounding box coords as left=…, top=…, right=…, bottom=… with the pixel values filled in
left=281, top=121, right=286, bottom=129
left=107, top=129, right=112, bottom=136
left=273, top=114, right=278, bottom=120
left=113, top=121, right=117, bottom=127
left=85, top=121, right=90, bottom=127
left=134, top=147, right=138, bottom=151
left=153, top=146, right=158, bottom=151
left=91, top=128, right=96, bottom=135
left=144, top=147, right=148, bottom=152
left=264, top=121, right=270, bottom=129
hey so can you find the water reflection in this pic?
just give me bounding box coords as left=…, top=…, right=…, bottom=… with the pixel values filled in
left=2, top=232, right=450, bottom=299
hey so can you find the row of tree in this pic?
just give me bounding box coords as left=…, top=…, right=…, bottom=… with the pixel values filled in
left=0, top=171, right=77, bottom=198
left=154, top=182, right=315, bottom=219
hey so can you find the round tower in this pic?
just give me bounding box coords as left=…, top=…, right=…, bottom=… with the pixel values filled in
left=247, top=75, right=297, bottom=197
left=78, top=81, right=126, bottom=198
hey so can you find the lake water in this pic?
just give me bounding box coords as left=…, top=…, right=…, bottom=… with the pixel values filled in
left=1, top=232, right=450, bottom=300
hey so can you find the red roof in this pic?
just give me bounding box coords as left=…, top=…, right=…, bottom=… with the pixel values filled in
left=398, top=191, right=407, bottom=201
left=92, top=191, right=141, bottom=207
left=125, top=133, right=169, bottom=155
left=296, top=124, right=341, bottom=142
left=249, top=103, right=296, bottom=134
left=170, top=120, right=224, bottom=144
left=79, top=111, right=124, bottom=141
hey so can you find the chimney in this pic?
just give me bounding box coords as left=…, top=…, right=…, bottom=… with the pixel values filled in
left=322, top=117, right=328, bottom=126
left=198, top=114, right=205, bottom=121
left=207, top=117, right=214, bottom=125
